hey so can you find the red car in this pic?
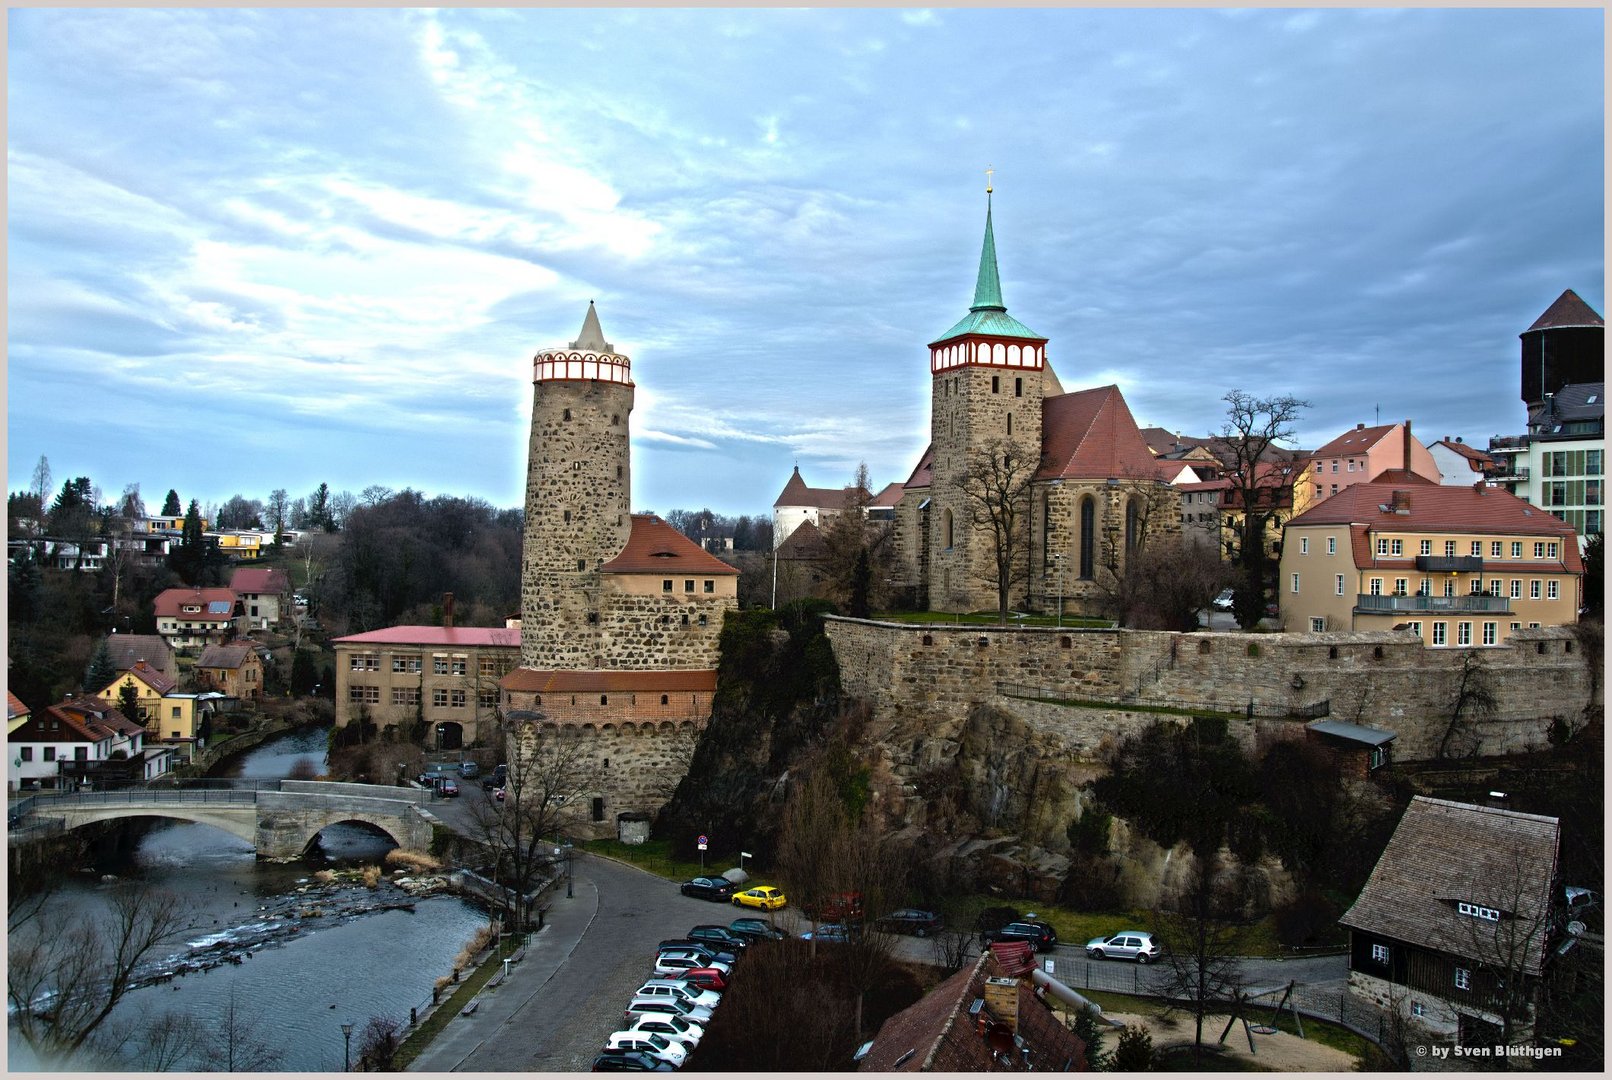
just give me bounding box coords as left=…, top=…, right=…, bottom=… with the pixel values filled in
left=678, top=967, right=728, bottom=992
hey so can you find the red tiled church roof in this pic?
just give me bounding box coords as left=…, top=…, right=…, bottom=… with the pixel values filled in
left=1037, top=385, right=1165, bottom=482
left=601, top=515, right=739, bottom=576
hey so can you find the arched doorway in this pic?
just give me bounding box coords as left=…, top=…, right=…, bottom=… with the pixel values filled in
left=434, top=722, right=463, bottom=752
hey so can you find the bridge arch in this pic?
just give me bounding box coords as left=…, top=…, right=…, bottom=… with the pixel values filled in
left=46, top=806, right=259, bottom=847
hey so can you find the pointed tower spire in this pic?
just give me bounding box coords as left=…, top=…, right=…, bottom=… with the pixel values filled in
left=570, top=299, right=615, bottom=354
left=970, top=169, right=1005, bottom=312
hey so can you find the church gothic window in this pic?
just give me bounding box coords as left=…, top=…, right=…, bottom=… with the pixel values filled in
left=944, top=508, right=955, bottom=550
left=1125, top=499, right=1141, bottom=554
left=1079, top=497, right=1096, bottom=579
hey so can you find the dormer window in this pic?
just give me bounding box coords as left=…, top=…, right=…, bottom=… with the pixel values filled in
left=1456, top=902, right=1500, bottom=921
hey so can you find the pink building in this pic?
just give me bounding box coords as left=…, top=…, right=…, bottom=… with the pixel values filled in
left=1299, top=421, right=1442, bottom=514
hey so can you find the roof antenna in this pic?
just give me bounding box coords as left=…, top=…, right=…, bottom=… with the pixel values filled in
left=1375, top=403, right=1380, bottom=425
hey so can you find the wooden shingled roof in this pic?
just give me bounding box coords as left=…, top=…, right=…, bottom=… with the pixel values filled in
left=1339, top=797, right=1561, bottom=976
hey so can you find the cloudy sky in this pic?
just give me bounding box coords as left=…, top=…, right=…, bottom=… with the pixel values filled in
left=7, top=7, right=1604, bottom=521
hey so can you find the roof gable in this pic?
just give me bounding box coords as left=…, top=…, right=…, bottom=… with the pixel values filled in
left=600, top=515, right=739, bottom=576
left=1340, top=797, right=1560, bottom=975
left=228, top=567, right=291, bottom=595
left=153, top=587, right=240, bottom=621
left=332, top=626, right=521, bottom=648
left=1311, top=424, right=1398, bottom=459
left=1038, top=385, right=1167, bottom=481
left=196, top=644, right=257, bottom=670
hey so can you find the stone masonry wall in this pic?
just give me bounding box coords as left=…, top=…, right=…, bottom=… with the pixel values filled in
left=503, top=712, right=705, bottom=839
left=826, top=618, right=1596, bottom=764
left=521, top=377, right=635, bottom=670
left=595, top=591, right=730, bottom=670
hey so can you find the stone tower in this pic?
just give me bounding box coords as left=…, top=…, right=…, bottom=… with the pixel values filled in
left=925, top=184, right=1049, bottom=611
left=520, top=301, right=635, bottom=670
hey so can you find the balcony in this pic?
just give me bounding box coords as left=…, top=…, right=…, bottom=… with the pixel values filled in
left=1356, top=594, right=1511, bottom=615
left=1414, top=555, right=1483, bottom=573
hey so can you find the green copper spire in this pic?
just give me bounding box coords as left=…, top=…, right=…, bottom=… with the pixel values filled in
left=970, top=192, right=1005, bottom=312
left=930, top=176, right=1045, bottom=345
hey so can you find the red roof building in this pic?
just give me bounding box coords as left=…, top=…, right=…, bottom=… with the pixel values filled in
left=1278, top=478, right=1582, bottom=641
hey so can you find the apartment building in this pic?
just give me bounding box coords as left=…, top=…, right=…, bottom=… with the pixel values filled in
left=1278, top=476, right=1582, bottom=646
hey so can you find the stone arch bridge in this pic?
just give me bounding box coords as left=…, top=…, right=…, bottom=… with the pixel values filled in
left=7, top=780, right=436, bottom=859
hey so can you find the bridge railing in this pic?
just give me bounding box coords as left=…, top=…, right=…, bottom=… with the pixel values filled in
left=21, top=789, right=261, bottom=809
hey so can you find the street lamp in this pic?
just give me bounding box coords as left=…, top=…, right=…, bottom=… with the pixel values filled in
left=1052, top=553, right=1066, bottom=628
left=341, top=1022, right=353, bottom=1072
left=566, top=846, right=574, bottom=899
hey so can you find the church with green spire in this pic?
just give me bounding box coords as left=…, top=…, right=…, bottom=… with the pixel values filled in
left=893, top=184, right=1175, bottom=615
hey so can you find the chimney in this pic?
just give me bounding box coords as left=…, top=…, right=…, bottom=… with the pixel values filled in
left=1390, top=490, right=1411, bottom=513
left=1357, top=422, right=1366, bottom=431
left=983, top=976, right=1020, bottom=1033
left=1473, top=480, right=1485, bottom=495
left=443, top=592, right=455, bottom=629
left=1403, top=420, right=1413, bottom=472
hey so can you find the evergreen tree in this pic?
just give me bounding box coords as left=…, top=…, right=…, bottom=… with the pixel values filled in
left=290, top=649, right=318, bottom=696
left=117, top=682, right=144, bottom=725
left=83, top=639, right=117, bottom=693
left=169, top=499, right=210, bottom=584
left=161, top=489, right=182, bottom=516
left=1110, top=1025, right=1154, bottom=1071
left=1070, top=1007, right=1108, bottom=1070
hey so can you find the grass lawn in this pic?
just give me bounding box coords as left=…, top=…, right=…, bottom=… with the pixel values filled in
left=871, top=610, right=1112, bottom=628
left=939, top=894, right=1285, bottom=957
left=582, top=837, right=714, bottom=883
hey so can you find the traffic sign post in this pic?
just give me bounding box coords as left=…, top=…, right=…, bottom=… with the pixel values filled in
left=698, top=834, right=709, bottom=873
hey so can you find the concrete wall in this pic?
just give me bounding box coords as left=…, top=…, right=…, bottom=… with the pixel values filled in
left=825, top=618, right=1597, bottom=763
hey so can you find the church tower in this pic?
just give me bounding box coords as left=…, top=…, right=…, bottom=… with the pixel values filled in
left=519, top=301, right=635, bottom=669
left=925, top=178, right=1049, bottom=611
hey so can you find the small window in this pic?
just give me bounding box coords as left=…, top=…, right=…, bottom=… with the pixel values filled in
left=921, top=634, right=933, bottom=646
left=1328, top=645, right=1340, bottom=659
left=1014, top=377, right=1023, bottom=397
left=1454, top=967, right=1471, bottom=991
left=576, top=559, right=586, bottom=571
left=19, top=747, right=32, bottom=762
left=991, top=375, right=1000, bottom=393
left=663, top=580, right=673, bottom=592
left=1197, top=640, right=1211, bottom=655
left=703, top=580, right=714, bottom=593
left=1060, top=636, right=1072, bottom=649
left=684, top=580, right=694, bottom=593
left=1310, top=618, right=1326, bottom=632
left=564, top=510, right=571, bottom=524
left=1371, top=943, right=1389, bottom=964
left=1419, top=539, right=1432, bottom=556
left=1335, top=574, right=1345, bottom=596
left=563, top=408, right=571, bottom=421
left=1326, top=537, right=1336, bottom=555
left=1490, top=541, right=1503, bottom=557
left=660, top=694, right=669, bottom=705
left=1300, top=537, right=1309, bottom=554
left=600, top=695, right=608, bottom=705
left=1291, top=573, right=1300, bottom=593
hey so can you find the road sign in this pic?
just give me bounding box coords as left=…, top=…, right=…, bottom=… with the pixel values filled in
left=697, top=834, right=708, bottom=851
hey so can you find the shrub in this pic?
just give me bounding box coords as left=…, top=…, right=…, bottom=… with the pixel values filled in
left=1110, top=1024, right=1155, bottom=1071
left=359, top=864, right=382, bottom=888
left=385, top=849, right=442, bottom=873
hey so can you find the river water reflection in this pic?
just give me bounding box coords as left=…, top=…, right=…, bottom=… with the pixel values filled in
left=11, top=728, right=488, bottom=1072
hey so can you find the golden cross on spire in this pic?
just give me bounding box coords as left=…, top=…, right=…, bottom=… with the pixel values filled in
left=985, top=165, right=994, bottom=194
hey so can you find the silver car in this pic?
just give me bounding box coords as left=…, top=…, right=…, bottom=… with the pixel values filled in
left=1084, top=930, right=1160, bottom=963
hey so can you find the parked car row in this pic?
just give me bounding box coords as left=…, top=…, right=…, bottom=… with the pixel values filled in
left=595, top=914, right=788, bottom=1071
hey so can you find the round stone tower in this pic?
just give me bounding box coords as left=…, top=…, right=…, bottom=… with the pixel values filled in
left=520, top=301, right=634, bottom=669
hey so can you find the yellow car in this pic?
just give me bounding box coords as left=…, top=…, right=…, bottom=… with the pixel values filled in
left=731, top=886, right=787, bottom=911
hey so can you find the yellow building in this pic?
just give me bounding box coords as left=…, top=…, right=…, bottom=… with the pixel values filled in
left=96, top=661, right=177, bottom=727
left=211, top=532, right=264, bottom=559
left=1278, top=475, right=1582, bottom=645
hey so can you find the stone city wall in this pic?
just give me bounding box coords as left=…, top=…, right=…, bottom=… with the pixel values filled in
left=825, top=618, right=1596, bottom=763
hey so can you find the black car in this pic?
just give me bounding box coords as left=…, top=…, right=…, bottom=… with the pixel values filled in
left=876, top=908, right=944, bottom=937
left=981, top=920, right=1058, bottom=953
left=680, top=876, right=736, bottom=901
left=687, top=924, right=749, bottom=951
left=481, top=763, right=508, bottom=791
left=656, top=940, right=737, bottom=966
left=592, top=1050, right=676, bottom=1072
left=728, top=917, right=787, bottom=942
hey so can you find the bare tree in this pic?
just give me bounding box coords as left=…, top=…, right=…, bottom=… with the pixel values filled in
left=7, top=883, right=191, bottom=1060
left=125, top=1010, right=204, bottom=1071
left=356, top=1014, right=402, bottom=1071
left=1154, top=851, right=1247, bottom=1068
left=1218, top=391, right=1309, bottom=629
left=198, top=983, right=285, bottom=1071
left=929, top=928, right=976, bottom=975
left=1089, top=472, right=1197, bottom=627
left=953, top=436, right=1040, bottom=622
left=464, top=712, right=597, bottom=928
left=1440, top=649, right=1496, bottom=759
left=775, top=768, right=852, bottom=952
left=1452, top=845, right=1560, bottom=1052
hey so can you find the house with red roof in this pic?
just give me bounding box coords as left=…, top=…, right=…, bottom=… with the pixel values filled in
left=1296, top=420, right=1441, bottom=515
left=332, top=620, right=521, bottom=749
left=893, top=193, right=1178, bottom=615
left=8, top=696, right=174, bottom=790
left=152, top=586, right=246, bottom=650
left=229, top=566, right=293, bottom=629
left=1428, top=438, right=1496, bottom=488
left=1276, top=476, right=1581, bottom=644
left=195, top=642, right=267, bottom=700
left=94, top=660, right=178, bottom=726
left=8, top=691, right=30, bottom=737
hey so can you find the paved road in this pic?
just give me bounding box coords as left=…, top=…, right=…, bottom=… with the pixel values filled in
left=409, top=853, right=770, bottom=1071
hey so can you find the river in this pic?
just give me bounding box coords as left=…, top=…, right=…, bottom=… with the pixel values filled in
left=9, top=728, right=490, bottom=1072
